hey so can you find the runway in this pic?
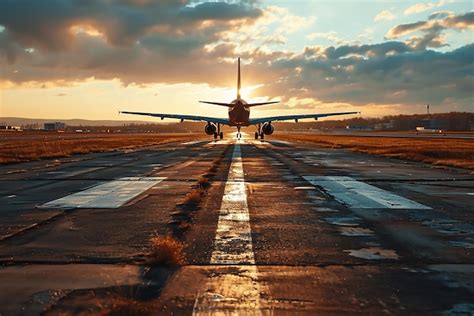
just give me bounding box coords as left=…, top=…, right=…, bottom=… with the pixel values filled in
left=0, top=136, right=473, bottom=314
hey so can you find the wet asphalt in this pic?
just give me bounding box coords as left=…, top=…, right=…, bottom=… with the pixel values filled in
left=0, top=136, right=472, bottom=315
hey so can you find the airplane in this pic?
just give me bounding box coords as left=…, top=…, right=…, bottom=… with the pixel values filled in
left=120, top=58, right=359, bottom=140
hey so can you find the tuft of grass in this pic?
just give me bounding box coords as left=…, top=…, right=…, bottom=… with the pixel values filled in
left=178, top=222, right=192, bottom=232
left=197, top=176, right=211, bottom=189
left=183, top=188, right=204, bottom=207
left=147, top=235, right=185, bottom=266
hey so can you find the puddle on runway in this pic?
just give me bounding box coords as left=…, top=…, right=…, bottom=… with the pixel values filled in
left=339, top=227, right=374, bottom=236
left=312, top=207, right=338, bottom=212
left=421, top=219, right=474, bottom=235
left=442, top=303, right=474, bottom=316
left=449, top=240, right=474, bottom=249
left=344, top=247, right=399, bottom=260
left=294, top=186, right=316, bottom=190
left=325, top=216, right=361, bottom=227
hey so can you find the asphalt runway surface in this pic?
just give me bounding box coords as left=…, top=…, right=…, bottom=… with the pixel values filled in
left=316, top=130, right=474, bottom=139
left=0, top=135, right=473, bottom=315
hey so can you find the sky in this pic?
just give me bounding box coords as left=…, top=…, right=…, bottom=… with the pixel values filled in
left=0, top=0, right=473, bottom=122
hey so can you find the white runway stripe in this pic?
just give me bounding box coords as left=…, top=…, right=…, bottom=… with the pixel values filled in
left=304, top=176, right=431, bottom=209
left=193, top=144, right=262, bottom=315
left=182, top=141, right=206, bottom=145
left=38, top=177, right=166, bottom=209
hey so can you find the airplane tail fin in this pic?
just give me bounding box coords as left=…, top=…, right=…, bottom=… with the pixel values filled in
left=237, top=57, right=241, bottom=99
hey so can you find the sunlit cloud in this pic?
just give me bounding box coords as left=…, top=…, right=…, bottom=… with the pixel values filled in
left=0, top=1, right=472, bottom=119
left=306, top=31, right=345, bottom=45
left=374, top=10, right=396, bottom=22
left=404, top=0, right=455, bottom=15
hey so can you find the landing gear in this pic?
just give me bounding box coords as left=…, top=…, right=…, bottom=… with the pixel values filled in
left=237, top=126, right=242, bottom=139
left=214, top=123, right=223, bottom=140
left=256, top=123, right=264, bottom=140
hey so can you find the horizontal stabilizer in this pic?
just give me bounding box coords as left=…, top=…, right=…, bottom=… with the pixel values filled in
left=247, top=101, right=280, bottom=107
left=199, top=101, right=234, bottom=107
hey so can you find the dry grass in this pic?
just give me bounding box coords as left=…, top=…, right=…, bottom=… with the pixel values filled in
left=197, top=176, right=211, bottom=189
left=97, top=298, right=155, bottom=316
left=183, top=187, right=205, bottom=207
left=276, top=133, right=474, bottom=169
left=0, top=131, right=200, bottom=164
left=169, top=148, right=229, bottom=238
left=147, top=235, right=185, bottom=266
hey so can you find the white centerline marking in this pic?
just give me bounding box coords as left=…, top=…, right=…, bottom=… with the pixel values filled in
left=38, top=177, right=166, bottom=209
left=304, top=176, right=431, bottom=209
left=193, top=144, right=262, bottom=315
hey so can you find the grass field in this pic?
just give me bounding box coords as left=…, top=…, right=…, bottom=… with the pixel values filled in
left=0, top=132, right=199, bottom=164
left=276, top=133, right=474, bottom=170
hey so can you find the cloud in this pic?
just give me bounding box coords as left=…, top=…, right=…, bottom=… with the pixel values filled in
left=253, top=43, right=473, bottom=111
left=386, top=11, right=473, bottom=49
left=387, top=21, right=432, bottom=38
left=0, top=0, right=263, bottom=51
left=404, top=0, right=454, bottom=15
left=217, top=5, right=314, bottom=53
left=374, top=9, right=395, bottom=22
left=306, top=31, right=344, bottom=45
left=428, top=11, right=452, bottom=20
left=0, top=2, right=472, bottom=113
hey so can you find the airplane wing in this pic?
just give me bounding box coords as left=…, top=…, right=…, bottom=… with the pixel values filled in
left=120, top=110, right=229, bottom=125
left=249, top=111, right=360, bottom=125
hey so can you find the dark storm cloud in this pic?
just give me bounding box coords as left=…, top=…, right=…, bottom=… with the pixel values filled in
left=0, top=0, right=262, bottom=50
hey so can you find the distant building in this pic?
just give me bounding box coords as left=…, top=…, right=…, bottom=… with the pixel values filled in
left=373, top=120, right=395, bottom=130
left=420, top=118, right=446, bottom=129
left=0, top=125, right=21, bottom=131
left=44, top=122, right=66, bottom=131
left=345, top=125, right=372, bottom=130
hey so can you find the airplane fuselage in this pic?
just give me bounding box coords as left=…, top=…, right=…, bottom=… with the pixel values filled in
left=228, top=98, right=250, bottom=126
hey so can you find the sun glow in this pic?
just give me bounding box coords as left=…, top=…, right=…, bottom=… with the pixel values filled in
left=217, top=84, right=266, bottom=102
left=69, top=24, right=104, bottom=37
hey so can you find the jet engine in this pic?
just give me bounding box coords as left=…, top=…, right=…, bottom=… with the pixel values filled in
left=262, top=122, right=274, bottom=135
left=204, top=123, right=217, bottom=135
